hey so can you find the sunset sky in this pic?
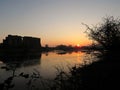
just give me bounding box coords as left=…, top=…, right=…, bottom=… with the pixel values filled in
left=0, top=0, right=120, bottom=47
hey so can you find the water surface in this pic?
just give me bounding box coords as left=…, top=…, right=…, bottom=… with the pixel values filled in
left=0, top=51, right=97, bottom=90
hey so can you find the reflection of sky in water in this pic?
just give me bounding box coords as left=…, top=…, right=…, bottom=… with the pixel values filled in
left=0, top=51, right=98, bottom=90
left=40, top=52, right=87, bottom=78
left=0, top=52, right=97, bottom=79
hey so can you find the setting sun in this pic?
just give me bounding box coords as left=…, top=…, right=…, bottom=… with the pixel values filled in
left=77, top=44, right=80, bottom=47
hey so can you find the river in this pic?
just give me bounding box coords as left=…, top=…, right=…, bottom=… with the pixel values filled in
left=0, top=51, right=98, bottom=90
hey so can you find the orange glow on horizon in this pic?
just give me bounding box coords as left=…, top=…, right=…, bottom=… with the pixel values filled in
left=42, top=39, right=92, bottom=47
left=40, top=33, right=92, bottom=47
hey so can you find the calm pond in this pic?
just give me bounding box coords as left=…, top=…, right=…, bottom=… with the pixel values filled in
left=0, top=51, right=98, bottom=90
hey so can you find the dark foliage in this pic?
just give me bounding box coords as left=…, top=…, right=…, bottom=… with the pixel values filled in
left=55, top=45, right=73, bottom=51
left=52, top=16, right=120, bottom=90
left=84, top=16, right=120, bottom=51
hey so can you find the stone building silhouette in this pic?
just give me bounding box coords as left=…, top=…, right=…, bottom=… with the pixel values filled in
left=3, top=35, right=22, bottom=47
left=23, top=36, right=41, bottom=48
left=2, top=35, right=41, bottom=49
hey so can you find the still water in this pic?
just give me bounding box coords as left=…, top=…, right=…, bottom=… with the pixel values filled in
left=0, top=51, right=97, bottom=90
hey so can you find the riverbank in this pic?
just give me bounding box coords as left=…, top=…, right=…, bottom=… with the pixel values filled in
left=52, top=51, right=120, bottom=90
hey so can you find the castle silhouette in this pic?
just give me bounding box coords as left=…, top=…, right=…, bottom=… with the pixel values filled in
left=0, top=35, right=41, bottom=52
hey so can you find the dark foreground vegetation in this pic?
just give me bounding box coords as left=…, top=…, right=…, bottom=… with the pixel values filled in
left=51, top=51, right=120, bottom=90
left=51, top=16, right=120, bottom=90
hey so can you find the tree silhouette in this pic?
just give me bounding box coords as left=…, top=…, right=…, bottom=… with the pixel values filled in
left=84, top=16, right=120, bottom=51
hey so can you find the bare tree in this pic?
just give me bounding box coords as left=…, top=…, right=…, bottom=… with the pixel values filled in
left=83, top=16, right=120, bottom=51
